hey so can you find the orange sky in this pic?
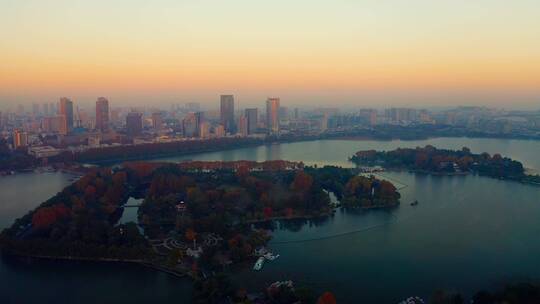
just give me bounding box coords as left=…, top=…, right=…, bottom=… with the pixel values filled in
left=1, top=0, right=540, bottom=108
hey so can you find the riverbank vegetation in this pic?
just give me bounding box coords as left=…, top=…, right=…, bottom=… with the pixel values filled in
left=351, top=145, right=540, bottom=185
left=0, top=167, right=150, bottom=259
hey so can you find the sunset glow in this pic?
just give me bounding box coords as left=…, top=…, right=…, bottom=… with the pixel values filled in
left=1, top=0, right=540, bottom=107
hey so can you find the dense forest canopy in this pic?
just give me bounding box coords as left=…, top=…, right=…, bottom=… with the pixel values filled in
left=350, top=145, right=538, bottom=182
left=0, top=161, right=400, bottom=263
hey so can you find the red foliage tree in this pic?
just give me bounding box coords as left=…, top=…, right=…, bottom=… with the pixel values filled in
left=317, top=292, right=337, bottom=304
left=291, top=171, right=313, bottom=192
left=112, top=171, right=127, bottom=185
left=32, top=204, right=71, bottom=230
left=236, top=165, right=250, bottom=179
left=263, top=207, right=273, bottom=219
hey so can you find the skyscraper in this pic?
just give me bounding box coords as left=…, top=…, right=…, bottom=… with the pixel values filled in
left=238, top=115, right=248, bottom=137
left=266, top=97, right=280, bottom=134
left=195, top=111, right=204, bottom=137
left=220, top=95, right=235, bottom=133
left=245, top=108, right=258, bottom=135
left=126, top=112, right=143, bottom=137
left=182, top=112, right=202, bottom=137
left=58, top=97, right=74, bottom=135
left=13, top=129, right=28, bottom=149
left=199, top=121, right=210, bottom=139
left=95, top=97, right=109, bottom=133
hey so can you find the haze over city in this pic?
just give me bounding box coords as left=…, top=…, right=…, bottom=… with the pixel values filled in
left=3, top=2, right=540, bottom=304
left=1, top=0, right=540, bottom=109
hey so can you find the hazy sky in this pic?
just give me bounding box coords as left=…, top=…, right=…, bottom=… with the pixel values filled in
left=1, top=0, right=539, bottom=109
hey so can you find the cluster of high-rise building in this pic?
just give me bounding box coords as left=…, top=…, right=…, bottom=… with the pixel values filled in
left=2, top=95, right=539, bottom=157
left=2, top=94, right=287, bottom=154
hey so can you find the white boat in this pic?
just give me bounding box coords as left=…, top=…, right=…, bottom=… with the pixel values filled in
left=253, top=257, right=265, bottom=271
left=264, top=253, right=280, bottom=261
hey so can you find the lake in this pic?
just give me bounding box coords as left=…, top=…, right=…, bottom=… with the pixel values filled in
left=1, top=137, right=540, bottom=303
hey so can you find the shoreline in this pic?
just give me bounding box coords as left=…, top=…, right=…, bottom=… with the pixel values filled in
left=3, top=134, right=540, bottom=172
left=1, top=251, right=191, bottom=279
left=365, top=166, right=540, bottom=187
left=244, top=210, right=335, bottom=224
left=84, top=134, right=540, bottom=166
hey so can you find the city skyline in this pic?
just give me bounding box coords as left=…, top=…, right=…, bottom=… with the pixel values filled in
left=1, top=0, right=540, bottom=108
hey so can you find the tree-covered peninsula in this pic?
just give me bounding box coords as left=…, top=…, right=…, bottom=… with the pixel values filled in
left=351, top=145, right=540, bottom=185
left=0, top=160, right=400, bottom=282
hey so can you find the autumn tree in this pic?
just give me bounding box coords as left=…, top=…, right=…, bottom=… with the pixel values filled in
left=32, top=204, right=71, bottom=230
left=291, top=171, right=313, bottom=192
left=317, top=292, right=337, bottom=304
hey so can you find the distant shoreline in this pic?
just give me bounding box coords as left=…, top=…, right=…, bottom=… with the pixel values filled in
left=82, top=134, right=540, bottom=167
left=2, top=252, right=190, bottom=279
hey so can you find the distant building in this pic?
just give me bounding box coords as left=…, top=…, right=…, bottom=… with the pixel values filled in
left=182, top=112, right=203, bottom=137
left=110, top=108, right=120, bottom=124
left=278, top=106, right=288, bottom=119
left=95, top=97, right=109, bottom=133
left=28, top=146, right=62, bottom=158
left=32, top=103, right=40, bottom=117
left=238, top=115, right=248, bottom=137
left=13, top=129, right=28, bottom=149
left=126, top=112, right=143, bottom=137
left=16, top=104, right=25, bottom=116
left=195, top=112, right=204, bottom=137
left=41, top=116, right=63, bottom=133
left=214, top=125, right=225, bottom=137
left=360, top=109, right=378, bottom=126
left=220, top=95, right=235, bottom=133
left=58, top=97, right=74, bottom=135
left=266, top=97, right=280, bottom=134
left=49, top=103, right=57, bottom=115
left=42, top=103, right=50, bottom=116
left=199, top=121, right=210, bottom=138
left=386, top=108, right=417, bottom=123
left=418, top=110, right=433, bottom=124
left=186, top=102, right=201, bottom=112
left=151, top=112, right=163, bottom=130
left=245, top=108, right=258, bottom=135
left=88, top=134, right=101, bottom=147
left=320, top=114, right=328, bottom=132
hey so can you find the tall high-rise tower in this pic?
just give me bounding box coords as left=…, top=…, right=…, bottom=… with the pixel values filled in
left=126, top=112, right=143, bottom=137
left=266, top=98, right=280, bottom=134
left=95, top=97, right=109, bottom=133
left=13, top=129, right=28, bottom=149
left=245, top=108, right=258, bottom=135
left=58, top=97, right=74, bottom=135
left=220, top=95, right=235, bottom=133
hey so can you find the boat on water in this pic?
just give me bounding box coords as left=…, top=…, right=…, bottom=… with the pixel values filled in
left=410, top=200, right=419, bottom=206
left=264, top=253, right=280, bottom=261
left=253, top=257, right=265, bottom=271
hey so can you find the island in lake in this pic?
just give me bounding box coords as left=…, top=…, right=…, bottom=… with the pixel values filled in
left=0, top=160, right=399, bottom=303
left=351, top=145, right=540, bottom=185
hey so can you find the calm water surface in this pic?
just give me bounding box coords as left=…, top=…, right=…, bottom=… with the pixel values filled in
left=1, top=138, right=540, bottom=303
left=155, top=137, right=540, bottom=170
